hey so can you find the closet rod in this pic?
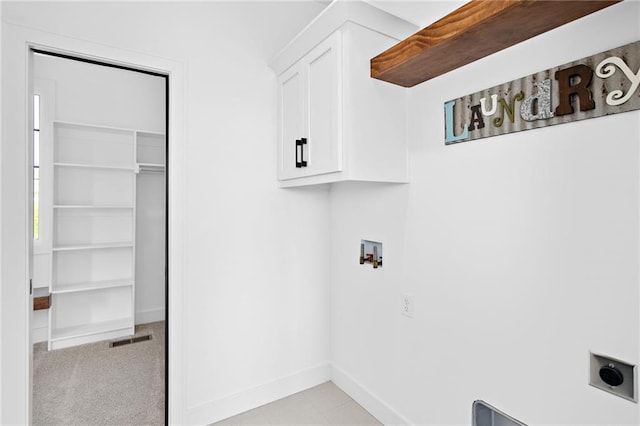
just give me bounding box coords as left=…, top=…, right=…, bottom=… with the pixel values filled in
left=136, top=164, right=165, bottom=174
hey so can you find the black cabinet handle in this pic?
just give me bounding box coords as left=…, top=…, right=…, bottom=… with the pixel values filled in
left=300, top=138, right=307, bottom=167
left=295, top=138, right=307, bottom=168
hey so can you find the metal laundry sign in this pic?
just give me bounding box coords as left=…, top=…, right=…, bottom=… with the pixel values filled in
left=444, top=40, right=640, bottom=145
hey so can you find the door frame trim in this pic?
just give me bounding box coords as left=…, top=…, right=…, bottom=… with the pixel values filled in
left=1, top=22, right=187, bottom=424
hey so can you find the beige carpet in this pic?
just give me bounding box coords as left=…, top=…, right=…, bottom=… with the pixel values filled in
left=33, top=321, right=165, bottom=426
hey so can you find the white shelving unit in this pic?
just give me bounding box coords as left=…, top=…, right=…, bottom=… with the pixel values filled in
left=48, top=121, right=165, bottom=350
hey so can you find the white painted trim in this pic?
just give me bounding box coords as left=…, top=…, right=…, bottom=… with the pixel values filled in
left=1, top=22, right=35, bottom=425
left=1, top=4, right=5, bottom=421
left=184, top=363, right=410, bottom=425
left=0, top=23, right=187, bottom=425
left=135, top=307, right=166, bottom=325
left=331, top=364, right=412, bottom=426
left=187, top=363, right=332, bottom=425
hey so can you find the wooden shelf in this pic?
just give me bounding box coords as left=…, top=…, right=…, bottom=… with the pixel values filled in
left=33, top=287, right=51, bottom=311
left=370, top=0, right=620, bottom=87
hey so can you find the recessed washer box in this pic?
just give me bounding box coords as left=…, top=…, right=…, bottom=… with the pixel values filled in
left=359, top=239, right=382, bottom=268
left=473, top=400, right=526, bottom=426
left=589, top=351, right=637, bottom=403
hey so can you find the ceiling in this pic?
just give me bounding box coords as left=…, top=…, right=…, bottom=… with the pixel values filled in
left=364, top=0, right=465, bottom=27
left=312, top=1, right=465, bottom=28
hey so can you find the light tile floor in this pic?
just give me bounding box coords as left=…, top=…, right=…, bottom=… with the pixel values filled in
left=212, top=381, right=382, bottom=426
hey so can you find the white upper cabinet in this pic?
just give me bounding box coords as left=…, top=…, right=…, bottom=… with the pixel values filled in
left=279, top=60, right=305, bottom=180
left=270, top=1, right=417, bottom=187
left=278, top=32, right=342, bottom=180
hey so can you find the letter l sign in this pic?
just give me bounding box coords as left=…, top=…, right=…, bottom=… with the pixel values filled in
left=444, top=100, right=469, bottom=144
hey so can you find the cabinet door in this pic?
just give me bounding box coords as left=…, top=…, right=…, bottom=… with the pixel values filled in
left=278, top=65, right=306, bottom=180
left=305, top=31, right=342, bottom=176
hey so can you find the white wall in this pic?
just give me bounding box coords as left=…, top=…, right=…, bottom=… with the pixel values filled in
left=0, top=0, right=3, bottom=420
left=34, top=54, right=165, bottom=132
left=2, top=1, right=329, bottom=424
left=331, top=2, right=640, bottom=425
left=136, top=172, right=166, bottom=324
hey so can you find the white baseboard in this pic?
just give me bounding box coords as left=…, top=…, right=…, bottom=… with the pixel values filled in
left=135, top=307, right=165, bottom=325
left=331, top=364, right=411, bottom=426
left=187, top=363, right=331, bottom=425
left=32, top=310, right=164, bottom=343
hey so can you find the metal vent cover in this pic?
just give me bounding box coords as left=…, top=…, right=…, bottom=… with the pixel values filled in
left=473, top=400, right=527, bottom=426
left=109, top=334, right=152, bottom=348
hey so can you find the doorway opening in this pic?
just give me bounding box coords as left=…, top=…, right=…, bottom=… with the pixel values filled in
left=29, top=48, right=169, bottom=425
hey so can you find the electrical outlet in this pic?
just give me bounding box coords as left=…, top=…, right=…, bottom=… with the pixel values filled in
left=401, top=294, right=414, bottom=318
left=589, top=352, right=637, bottom=402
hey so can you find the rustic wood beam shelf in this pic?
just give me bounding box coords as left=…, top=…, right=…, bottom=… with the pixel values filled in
left=370, top=0, right=620, bottom=87
left=33, top=288, right=51, bottom=311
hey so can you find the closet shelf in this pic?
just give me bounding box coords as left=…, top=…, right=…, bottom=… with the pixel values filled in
left=54, top=204, right=134, bottom=209
left=50, top=317, right=133, bottom=342
left=136, top=162, right=166, bottom=173
left=136, top=130, right=165, bottom=137
left=54, top=162, right=134, bottom=171
left=54, top=119, right=164, bottom=136
left=52, top=279, right=134, bottom=294
left=52, top=242, right=134, bottom=251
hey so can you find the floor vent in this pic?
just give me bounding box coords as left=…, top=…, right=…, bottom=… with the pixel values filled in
left=109, top=334, right=152, bottom=348
left=132, top=335, right=152, bottom=343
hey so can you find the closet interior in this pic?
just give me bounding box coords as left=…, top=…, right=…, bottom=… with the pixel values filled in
left=32, top=52, right=166, bottom=350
